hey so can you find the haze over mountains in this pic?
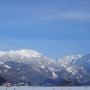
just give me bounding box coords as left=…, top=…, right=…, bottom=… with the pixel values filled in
left=0, top=49, right=90, bottom=86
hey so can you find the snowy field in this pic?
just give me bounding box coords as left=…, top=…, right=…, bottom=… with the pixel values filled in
left=0, top=86, right=90, bottom=90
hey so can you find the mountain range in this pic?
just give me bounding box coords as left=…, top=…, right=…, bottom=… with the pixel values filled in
left=0, top=49, right=90, bottom=86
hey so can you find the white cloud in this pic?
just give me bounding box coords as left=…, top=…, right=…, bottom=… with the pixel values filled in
left=33, top=10, right=90, bottom=21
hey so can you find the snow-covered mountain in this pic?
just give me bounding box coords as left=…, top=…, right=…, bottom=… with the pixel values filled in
left=58, top=54, right=90, bottom=85
left=0, top=49, right=90, bottom=86
left=0, top=49, right=63, bottom=85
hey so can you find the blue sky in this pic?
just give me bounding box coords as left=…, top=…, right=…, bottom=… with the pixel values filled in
left=0, top=0, right=90, bottom=58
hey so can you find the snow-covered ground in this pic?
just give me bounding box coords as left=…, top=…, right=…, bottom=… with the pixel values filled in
left=0, top=86, right=90, bottom=90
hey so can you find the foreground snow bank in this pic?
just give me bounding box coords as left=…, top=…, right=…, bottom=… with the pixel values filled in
left=0, top=86, right=90, bottom=90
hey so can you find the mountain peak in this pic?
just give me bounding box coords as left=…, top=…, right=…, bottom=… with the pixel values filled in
left=0, top=49, right=42, bottom=58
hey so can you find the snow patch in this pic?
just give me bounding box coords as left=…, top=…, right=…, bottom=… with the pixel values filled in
left=51, top=71, right=58, bottom=78
left=4, top=65, right=11, bottom=69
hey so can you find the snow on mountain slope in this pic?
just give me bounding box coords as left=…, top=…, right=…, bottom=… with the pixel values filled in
left=0, top=49, right=42, bottom=58
left=0, top=49, right=46, bottom=64
left=58, top=55, right=82, bottom=67
left=62, top=54, right=90, bottom=73
left=58, top=54, right=90, bottom=85
left=74, top=54, right=90, bottom=72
